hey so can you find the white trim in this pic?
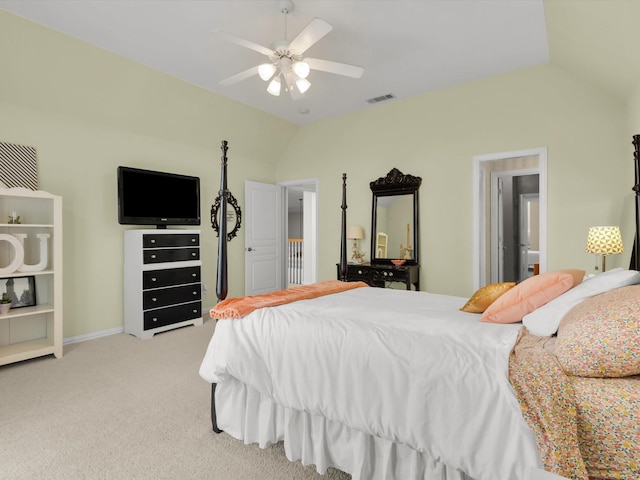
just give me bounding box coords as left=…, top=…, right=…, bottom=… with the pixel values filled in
left=472, top=147, right=547, bottom=290
left=63, top=326, right=124, bottom=345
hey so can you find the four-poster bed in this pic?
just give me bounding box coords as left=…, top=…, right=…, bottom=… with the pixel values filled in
left=202, top=137, right=640, bottom=480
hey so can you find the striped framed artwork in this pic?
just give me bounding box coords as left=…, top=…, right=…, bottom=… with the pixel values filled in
left=0, top=141, right=38, bottom=190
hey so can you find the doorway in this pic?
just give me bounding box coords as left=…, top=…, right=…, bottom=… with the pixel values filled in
left=472, top=148, right=547, bottom=290
left=490, top=172, right=539, bottom=283
left=283, top=180, right=318, bottom=287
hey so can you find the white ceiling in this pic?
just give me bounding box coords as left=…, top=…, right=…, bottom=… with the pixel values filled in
left=0, top=0, right=549, bottom=126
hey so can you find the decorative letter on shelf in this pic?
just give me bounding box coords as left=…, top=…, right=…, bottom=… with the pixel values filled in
left=0, top=234, right=25, bottom=275
left=0, top=233, right=50, bottom=274
left=15, top=233, right=50, bottom=272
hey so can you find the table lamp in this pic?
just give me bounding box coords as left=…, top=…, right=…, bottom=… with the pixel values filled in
left=347, top=226, right=365, bottom=263
left=585, top=226, right=624, bottom=272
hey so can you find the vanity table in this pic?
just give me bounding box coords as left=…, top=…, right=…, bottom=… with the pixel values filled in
left=338, top=168, right=422, bottom=291
left=339, top=262, right=420, bottom=290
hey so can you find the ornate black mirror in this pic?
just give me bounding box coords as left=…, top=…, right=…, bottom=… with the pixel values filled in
left=370, top=168, right=421, bottom=265
left=211, top=191, right=242, bottom=241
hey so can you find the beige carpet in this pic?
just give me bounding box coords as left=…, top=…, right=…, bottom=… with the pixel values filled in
left=0, top=319, right=351, bottom=480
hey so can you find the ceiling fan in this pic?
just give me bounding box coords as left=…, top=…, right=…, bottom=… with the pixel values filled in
left=214, top=0, right=364, bottom=99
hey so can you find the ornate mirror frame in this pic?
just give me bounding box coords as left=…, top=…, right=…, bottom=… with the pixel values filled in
left=211, top=192, right=242, bottom=242
left=370, top=168, right=422, bottom=265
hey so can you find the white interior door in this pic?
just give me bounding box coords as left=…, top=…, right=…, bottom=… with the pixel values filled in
left=245, top=181, right=285, bottom=295
left=490, top=175, right=505, bottom=283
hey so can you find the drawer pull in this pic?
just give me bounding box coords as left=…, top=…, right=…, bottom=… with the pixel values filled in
left=152, top=317, right=158, bottom=322
left=193, top=309, right=198, bottom=313
left=389, top=272, right=394, bottom=277
left=193, top=291, right=198, bottom=295
left=357, top=270, right=363, bottom=274
left=150, top=239, right=156, bottom=244
left=383, top=272, right=388, bottom=276
left=191, top=238, right=196, bottom=243
left=151, top=297, right=157, bottom=302
left=151, top=254, right=156, bottom=259
left=192, top=273, right=197, bottom=277
left=191, top=252, right=197, bottom=257
left=151, top=277, right=157, bottom=282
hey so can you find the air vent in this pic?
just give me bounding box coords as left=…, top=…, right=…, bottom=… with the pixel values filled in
left=366, top=94, right=396, bottom=104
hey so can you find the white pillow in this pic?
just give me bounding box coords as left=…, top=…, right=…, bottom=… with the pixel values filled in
left=522, top=268, right=640, bottom=336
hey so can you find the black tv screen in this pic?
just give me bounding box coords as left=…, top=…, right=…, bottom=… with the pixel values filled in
left=117, top=166, right=201, bottom=228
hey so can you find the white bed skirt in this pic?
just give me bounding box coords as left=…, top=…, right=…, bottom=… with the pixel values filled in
left=215, top=377, right=475, bottom=480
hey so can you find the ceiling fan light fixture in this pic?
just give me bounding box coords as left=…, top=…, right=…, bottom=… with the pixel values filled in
left=295, top=77, right=311, bottom=94
left=258, top=63, right=277, bottom=81
left=267, top=76, right=282, bottom=96
left=292, top=60, right=310, bottom=79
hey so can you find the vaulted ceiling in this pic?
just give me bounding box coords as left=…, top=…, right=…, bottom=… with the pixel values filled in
left=0, top=1, right=637, bottom=125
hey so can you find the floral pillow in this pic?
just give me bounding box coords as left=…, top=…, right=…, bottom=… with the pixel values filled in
left=555, top=284, right=640, bottom=377
left=523, top=268, right=640, bottom=336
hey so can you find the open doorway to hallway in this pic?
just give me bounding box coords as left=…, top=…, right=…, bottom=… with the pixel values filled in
left=473, top=148, right=547, bottom=290
left=283, top=179, right=318, bottom=287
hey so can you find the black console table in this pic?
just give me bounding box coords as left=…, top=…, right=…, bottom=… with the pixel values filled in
left=338, top=263, right=420, bottom=291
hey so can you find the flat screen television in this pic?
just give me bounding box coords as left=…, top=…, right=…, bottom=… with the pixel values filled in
left=117, top=166, right=201, bottom=228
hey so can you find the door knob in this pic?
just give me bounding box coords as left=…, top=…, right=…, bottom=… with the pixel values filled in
left=247, top=247, right=254, bottom=252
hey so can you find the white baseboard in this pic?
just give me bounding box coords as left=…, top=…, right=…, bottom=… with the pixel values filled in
left=63, top=326, right=124, bottom=345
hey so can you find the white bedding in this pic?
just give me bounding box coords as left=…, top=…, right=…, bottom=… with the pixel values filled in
left=199, top=287, right=541, bottom=480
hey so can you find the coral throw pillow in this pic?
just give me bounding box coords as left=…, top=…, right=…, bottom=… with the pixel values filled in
left=480, top=270, right=584, bottom=324
left=556, top=285, right=640, bottom=377
left=460, top=282, right=516, bottom=313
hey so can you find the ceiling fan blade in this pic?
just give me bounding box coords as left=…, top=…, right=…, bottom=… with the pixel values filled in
left=305, top=58, right=364, bottom=79
left=288, top=18, right=332, bottom=55
left=212, top=29, right=274, bottom=57
left=219, top=65, right=260, bottom=86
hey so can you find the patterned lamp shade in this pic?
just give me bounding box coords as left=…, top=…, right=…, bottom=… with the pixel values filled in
left=586, top=226, right=624, bottom=272
left=585, top=226, right=624, bottom=256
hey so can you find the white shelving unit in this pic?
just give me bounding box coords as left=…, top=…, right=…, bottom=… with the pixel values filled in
left=0, top=187, right=62, bottom=366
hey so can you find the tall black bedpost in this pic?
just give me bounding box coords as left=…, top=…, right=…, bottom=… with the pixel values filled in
left=633, top=135, right=640, bottom=271
left=339, top=173, right=348, bottom=281
left=216, top=140, right=229, bottom=303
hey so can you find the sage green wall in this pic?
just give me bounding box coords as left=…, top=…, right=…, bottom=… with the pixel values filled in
left=0, top=9, right=634, bottom=339
left=0, top=11, right=298, bottom=338
left=277, top=63, right=630, bottom=297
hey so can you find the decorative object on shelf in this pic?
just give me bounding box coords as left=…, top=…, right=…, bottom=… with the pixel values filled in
left=391, top=259, right=406, bottom=266
left=585, top=226, right=624, bottom=272
left=0, top=293, right=11, bottom=314
left=14, top=233, right=49, bottom=272
left=0, top=141, right=38, bottom=190
left=0, top=233, right=25, bottom=275
left=0, top=275, right=36, bottom=309
left=8, top=211, right=20, bottom=224
left=347, top=225, right=365, bottom=263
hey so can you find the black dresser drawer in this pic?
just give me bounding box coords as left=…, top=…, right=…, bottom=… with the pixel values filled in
left=143, top=284, right=201, bottom=310
left=338, top=263, right=420, bottom=291
left=143, top=234, right=199, bottom=248
left=143, top=247, right=199, bottom=264
left=143, top=301, right=201, bottom=330
left=143, top=266, right=201, bottom=289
